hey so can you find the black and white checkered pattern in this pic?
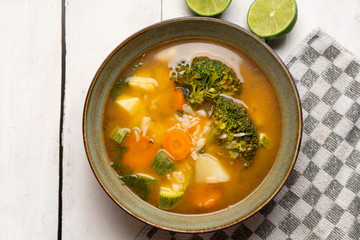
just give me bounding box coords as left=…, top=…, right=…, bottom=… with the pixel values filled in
left=138, top=30, right=360, bottom=240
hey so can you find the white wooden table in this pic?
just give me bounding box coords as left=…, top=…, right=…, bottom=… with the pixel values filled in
left=1, top=0, right=359, bottom=239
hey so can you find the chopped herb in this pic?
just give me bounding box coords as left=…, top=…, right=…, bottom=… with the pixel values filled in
left=176, top=109, right=184, bottom=117
left=197, top=147, right=205, bottom=154
left=110, top=77, right=127, bottom=98
left=132, top=54, right=146, bottom=70
left=243, top=161, right=253, bottom=168
left=177, top=87, right=190, bottom=101
left=259, top=134, right=270, bottom=148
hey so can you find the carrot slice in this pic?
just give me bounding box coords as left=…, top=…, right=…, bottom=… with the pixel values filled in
left=163, top=128, right=192, bottom=160
left=122, top=132, right=156, bottom=171
left=193, top=186, right=221, bottom=209
left=174, top=88, right=186, bottom=110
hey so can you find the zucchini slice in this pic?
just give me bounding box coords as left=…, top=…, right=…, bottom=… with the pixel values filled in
left=159, top=187, right=184, bottom=210
left=151, top=151, right=177, bottom=175
left=111, top=127, right=128, bottom=145
left=119, top=173, right=158, bottom=200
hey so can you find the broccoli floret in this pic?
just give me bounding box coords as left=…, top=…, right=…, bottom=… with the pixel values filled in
left=171, top=57, right=241, bottom=108
left=171, top=57, right=258, bottom=161
left=212, top=96, right=258, bottom=160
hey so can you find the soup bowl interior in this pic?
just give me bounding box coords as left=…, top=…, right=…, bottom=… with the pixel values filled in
left=83, top=17, right=302, bottom=232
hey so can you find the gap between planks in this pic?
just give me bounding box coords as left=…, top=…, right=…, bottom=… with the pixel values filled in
left=58, top=0, right=66, bottom=239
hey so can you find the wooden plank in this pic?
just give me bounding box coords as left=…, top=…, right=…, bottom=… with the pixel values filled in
left=163, top=0, right=360, bottom=59
left=0, top=1, right=61, bottom=239
left=162, top=0, right=250, bottom=26
left=63, top=1, right=161, bottom=239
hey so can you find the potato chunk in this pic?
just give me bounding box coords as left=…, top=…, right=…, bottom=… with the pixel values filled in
left=195, top=154, right=230, bottom=184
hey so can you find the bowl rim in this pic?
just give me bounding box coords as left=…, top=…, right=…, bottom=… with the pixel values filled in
left=83, top=16, right=303, bottom=233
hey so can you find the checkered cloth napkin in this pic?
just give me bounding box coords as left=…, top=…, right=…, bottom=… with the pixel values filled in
left=137, top=30, right=360, bottom=240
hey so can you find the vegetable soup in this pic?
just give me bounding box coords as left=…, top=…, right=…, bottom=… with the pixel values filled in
left=103, top=40, right=282, bottom=214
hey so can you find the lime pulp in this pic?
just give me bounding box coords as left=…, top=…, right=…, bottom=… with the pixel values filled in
left=247, top=0, right=298, bottom=40
left=185, top=0, right=232, bottom=17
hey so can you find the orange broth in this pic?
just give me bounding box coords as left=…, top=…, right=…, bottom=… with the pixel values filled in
left=103, top=40, right=282, bottom=214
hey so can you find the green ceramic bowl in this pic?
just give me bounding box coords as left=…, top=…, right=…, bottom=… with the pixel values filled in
left=83, top=17, right=302, bottom=233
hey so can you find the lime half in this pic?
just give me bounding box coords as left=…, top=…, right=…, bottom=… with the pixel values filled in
left=185, top=0, right=232, bottom=17
left=247, top=0, right=297, bottom=40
